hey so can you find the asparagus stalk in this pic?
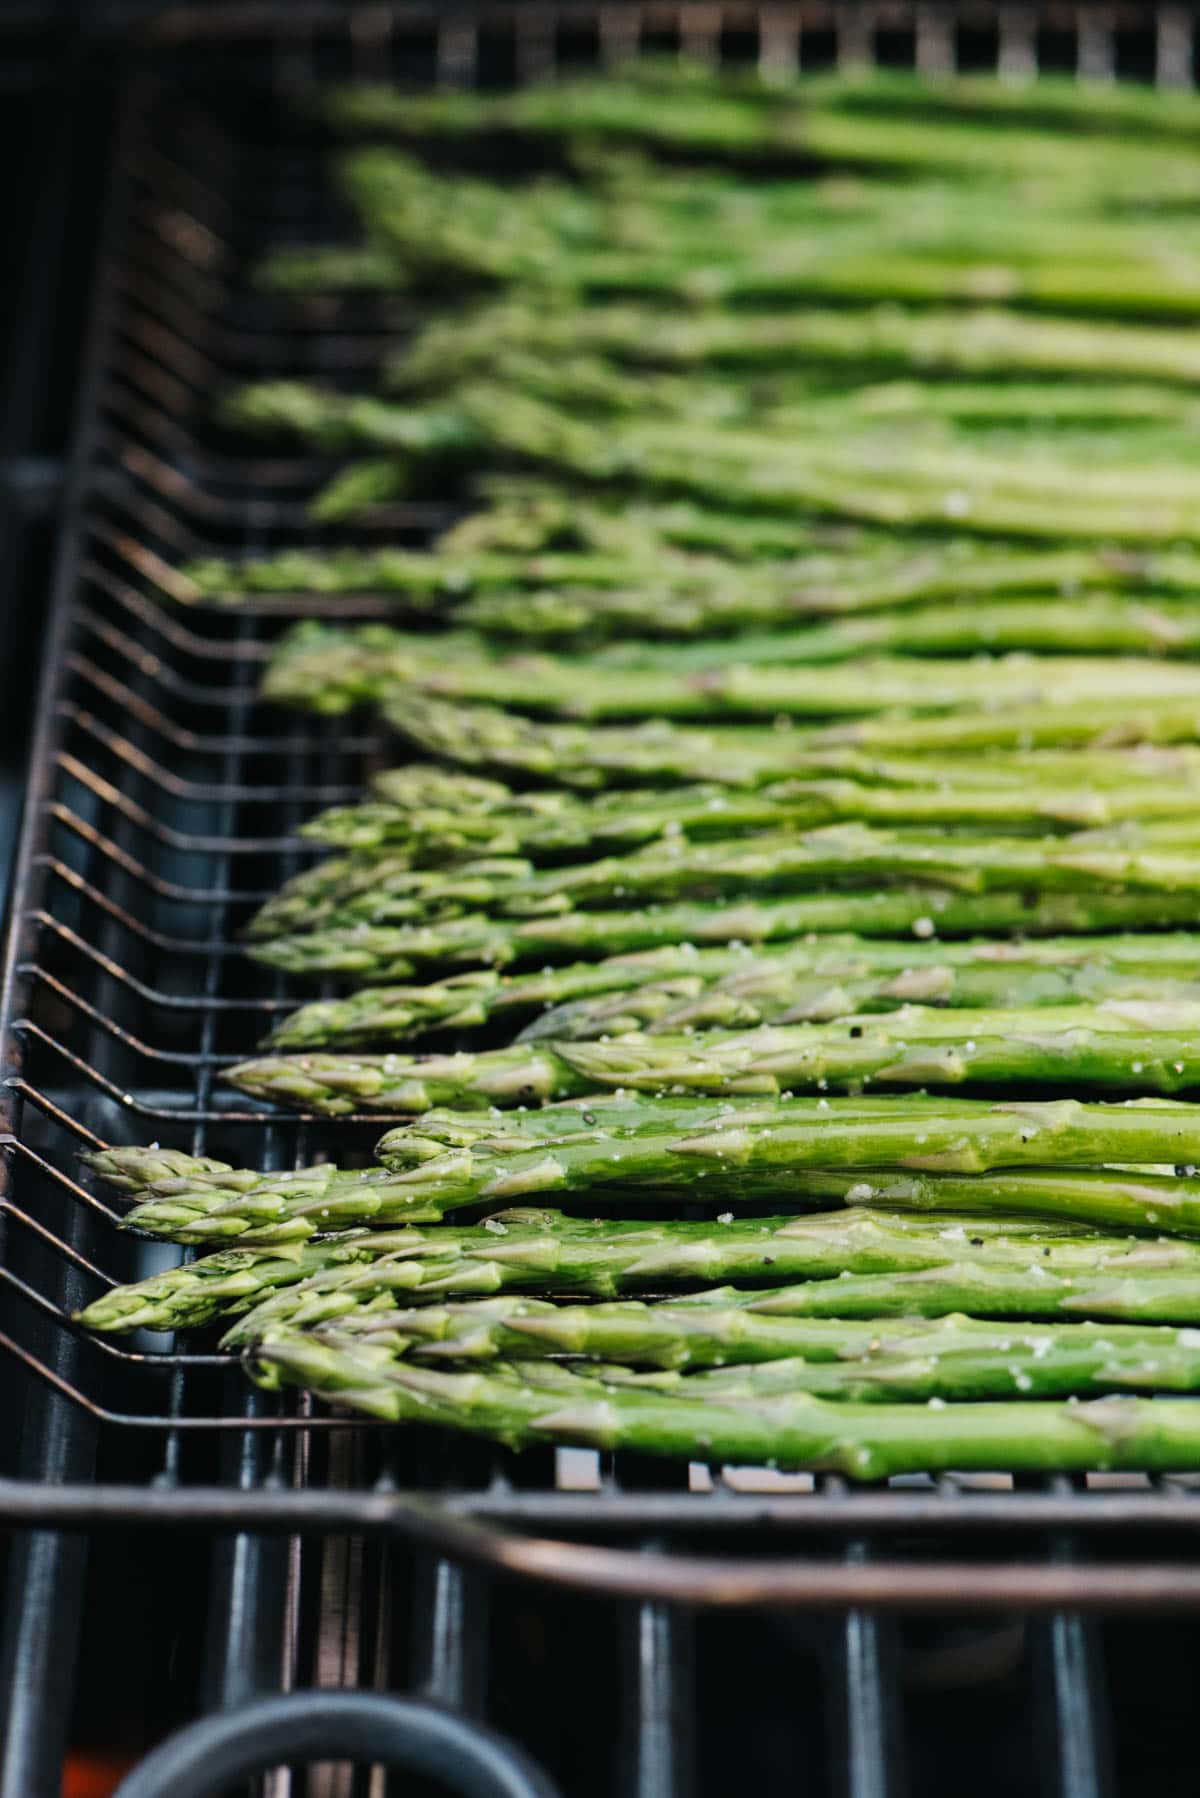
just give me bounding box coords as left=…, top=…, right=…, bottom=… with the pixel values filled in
left=73, top=1196, right=1079, bottom=1336
left=182, top=532, right=1200, bottom=634
left=211, top=1179, right=1200, bottom=1352
left=390, top=298, right=1200, bottom=393
left=371, top=1091, right=1041, bottom=1164
left=327, top=68, right=1200, bottom=196
left=454, top=588, right=1200, bottom=655
left=615, top=597, right=1200, bottom=665
left=381, top=692, right=1200, bottom=788
left=180, top=545, right=727, bottom=604
left=439, top=482, right=834, bottom=561
left=243, top=850, right=533, bottom=941
left=245, top=1344, right=1200, bottom=1477
left=331, top=135, right=1200, bottom=313
left=301, top=1296, right=1200, bottom=1395
left=228, top=1002, right=1200, bottom=1114
left=796, top=69, right=1200, bottom=143
left=232, top=378, right=1200, bottom=544
left=740, top=1259, right=1200, bottom=1323
left=298, top=766, right=1200, bottom=865
left=269, top=167, right=1200, bottom=324
left=269, top=933, right=1200, bottom=1050
left=429, top=481, right=1200, bottom=606
left=83, top=1146, right=262, bottom=1195
left=368, top=743, right=1200, bottom=803
left=461, top=588, right=1200, bottom=651
left=210, top=1175, right=1200, bottom=1343
left=243, top=824, right=1200, bottom=940
left=264, top=621, right=1200, bottom=722
left=525, top=960, right=1200, bottom=1043
left=249, top=889, right=1200, bottom=983
left=74, top=1231, right=387, bottom=1333
left=119, top=1089, right=1200, bottom=1238
left=95, top=1150, right=483, bottom=1238
left=235, top=1087, right=1200, bottom=1182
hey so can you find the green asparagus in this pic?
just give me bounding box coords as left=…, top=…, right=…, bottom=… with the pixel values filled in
left=382, top=691, right=1200, bottom=782
left=224, top=1190, right=1200, bottom=1346
left=94, top=1148, right=482, bottom=1236
left=263, top=619, right=1200, bottom=723
left=296, top=767, right=1200, bottom=868
left=249, top=889, right=1200, bottom=983
left=243, top=823, right=1200, bottom=940
left=390, top=298, right=1200, bottom=394
left=268, top=933, right=1200, bottom=1049
left=246, top=1345, right=1200, bottom=1477
left=81, top=1161, right=1200, bottom=1335
left=300, top=1297, right=1200, bottom=1395
left=121, top=1091, right=1200, bottom=1237
left=73, top=1197, right=1091, bottom=1336
left=228, top=1003, right=1200, bottom=1114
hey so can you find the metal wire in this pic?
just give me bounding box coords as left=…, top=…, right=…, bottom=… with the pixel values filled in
left=1, top=0, right=1200, bottom=1666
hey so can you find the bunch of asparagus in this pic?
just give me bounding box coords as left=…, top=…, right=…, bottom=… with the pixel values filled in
left=75, top=1133, right=1200, bottom=1474
left=84, top=63, right=1200, bottom=1475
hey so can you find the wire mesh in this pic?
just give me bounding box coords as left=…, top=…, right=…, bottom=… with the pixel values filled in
left=3, top=0, right=1200, bottom=1639
left=12, top=6, right=1200, bottom=1794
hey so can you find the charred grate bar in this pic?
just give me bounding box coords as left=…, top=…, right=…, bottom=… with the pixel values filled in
left=4, top=5, right=1200, bottom=1793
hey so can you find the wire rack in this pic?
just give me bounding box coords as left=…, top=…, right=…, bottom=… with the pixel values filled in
left=10, top=6, right=1200, bottom=1790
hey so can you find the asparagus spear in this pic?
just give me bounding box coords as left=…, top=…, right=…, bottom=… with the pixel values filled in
left=378, top=692, right=1200, bottom=789
left=439, top=481, right=833, bottom=561
left=460, top=591, right=1200, bottom=656
left=246, top=1344, right=1200, bottom=1477
left=369, top=743, right=1200, bottom=803
left=616, top=598, right=1200, bottom=665
left=460, top=587, right=1200, bottom=651
left=180, top=545, right=730, bottom=604
left=740, top=1258, right=1200, bottom=1324
left=74, top=1231, right=388, bottom=1333
left=232, top=377, right=1200, bottom=543
left=210, top=1176, right=1200, bottom=1343
left=437, top=480, right=1200, bottom=601
left=301, top=1296, right=1200, bottom=1394
left=264, top=620, right=1200, bottom=724
left=92, top=1176, right=887, bottom=1332
left=332, top=135, right=1200, bottom=311
left=275, top=179, right=1200, bottom=324
left=798, top=69, right=1200, bottom=144
left=228, top=1003, right=1200, bottom=1114
left=95, top=1150, right=479, bottom=1237
left=525, top=960, right=1200, bottom=1043
left=74, top=1196, right=1081, bottom=1336
left=363, top=1090, right=1200, bottom=1222
left=298, top=766, right=1200, bottom=865
left=815, top=698, right=1200, bottom=755
left=391, top=298, right=1200, bottom=393
left=250, top=889, right=1200, bottom=983
left=83, top=1146, right=261, bottom=1194
left=243, top=849, right=533, bottom=941
left=182, top=532, right=1200, bottom=634
left=269, top=933, right=1200, bottom=1050
left=120, top=1089, right=1200, bottom=1238
left=242, top=1087, right=1200, bottom=1180
left=333, top=62, right=1200, bottom=148
left=327, top=67, right=1200, bottom=198
left=243, top=824, right=1200, bottom=940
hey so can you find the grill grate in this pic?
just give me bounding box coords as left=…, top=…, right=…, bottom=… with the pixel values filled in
left=6, top=6, right=1200, bottom=1793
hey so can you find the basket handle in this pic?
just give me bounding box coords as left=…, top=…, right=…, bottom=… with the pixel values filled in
left=112, top=1690, right=562, bottom=1798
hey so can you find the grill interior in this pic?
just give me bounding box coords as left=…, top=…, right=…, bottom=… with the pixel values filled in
left=9, top=6, right=1200, bottom=1794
